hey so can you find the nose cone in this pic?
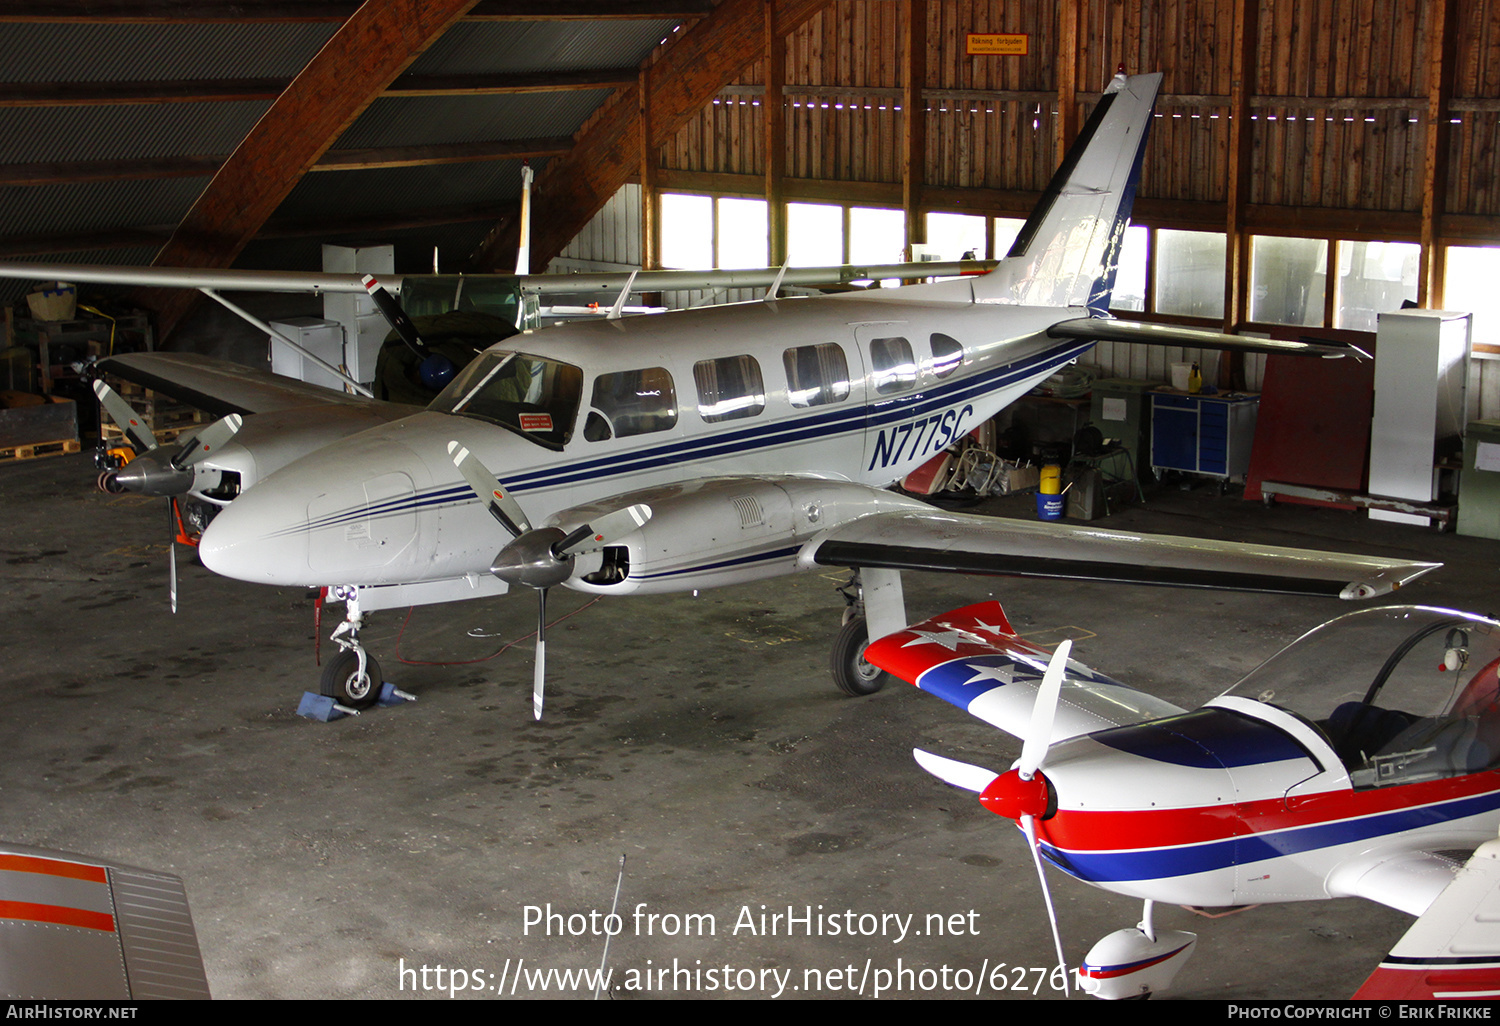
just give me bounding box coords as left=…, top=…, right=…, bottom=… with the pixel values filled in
left=199, top=474, right=313, bottom=585
left=199, top=420, right=436, bottom=587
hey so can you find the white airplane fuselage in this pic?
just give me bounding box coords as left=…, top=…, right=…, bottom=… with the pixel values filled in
left=198, top=284, right=1089, bottom=598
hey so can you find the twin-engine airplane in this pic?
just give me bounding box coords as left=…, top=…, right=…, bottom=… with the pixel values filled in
left=4, top=72, right=1437, bottom=716
left=867, top=602, right=1500, bottom=999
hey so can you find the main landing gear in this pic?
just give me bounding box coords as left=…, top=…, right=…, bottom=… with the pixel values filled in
left=831, top=570, right=894, bottom=697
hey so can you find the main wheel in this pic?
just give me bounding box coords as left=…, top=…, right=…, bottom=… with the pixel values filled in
left=320, top=650, right=383, bottom=709
left=830, top=616, right=889, bottom=696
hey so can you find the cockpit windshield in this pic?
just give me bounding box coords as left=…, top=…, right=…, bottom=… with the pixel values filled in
left=429, top=350, right=582, bottom=450
left=1223, top=606, right=1500, bottom=789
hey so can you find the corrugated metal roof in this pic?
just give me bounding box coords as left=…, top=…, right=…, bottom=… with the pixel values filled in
left=0, top=102, right=269, bottom=163
left=333, top=91, right=611, bottom=149
left=408, top=19, right=679, bottom=75
left=1, top=22, right=337, bottom=81
left=0, top=13, right=681, bottom=279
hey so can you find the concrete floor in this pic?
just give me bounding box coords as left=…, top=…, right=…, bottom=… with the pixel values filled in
left=1, top=450, right=1493, bottom=1001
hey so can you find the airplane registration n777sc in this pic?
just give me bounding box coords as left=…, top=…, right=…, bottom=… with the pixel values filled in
left=40, top=73, right=1443, bottom=713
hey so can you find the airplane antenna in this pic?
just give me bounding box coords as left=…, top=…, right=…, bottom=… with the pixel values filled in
left=433, top=245, right=440, bottom=274
left=764, top=262, right=789, bottom=303
left=606, top=270, right=638, bottom=320
left=594, top=854, right=626, bottom=1000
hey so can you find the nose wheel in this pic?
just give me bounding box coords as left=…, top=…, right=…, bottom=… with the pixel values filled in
left=320, top=649, right=383, bottom=708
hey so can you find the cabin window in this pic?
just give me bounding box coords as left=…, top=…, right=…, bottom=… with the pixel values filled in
left=869, top=336, right=917, bottom=395
left=585, top=368, right=678, bottom=441
left=429, top=350, right=581, bottom=450
left=783, top=344, right=851, bottom=408
left=694, top=355, right=765, bottom=423
left=930, top=333, right=963, bottom=378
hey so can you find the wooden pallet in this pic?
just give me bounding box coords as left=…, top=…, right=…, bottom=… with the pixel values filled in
left=0, top=438, right=81, bottom=462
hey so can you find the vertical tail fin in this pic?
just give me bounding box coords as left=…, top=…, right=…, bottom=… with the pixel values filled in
left=973, top=71, right=1162, bottom=312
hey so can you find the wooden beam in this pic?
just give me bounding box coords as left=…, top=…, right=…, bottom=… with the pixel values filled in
left=0, top=156, right=221, bottom=186
left=902, top=0, right=927, bottom=257
left=0, top=1, right=711, bottom=23
left=764, top=1, right=787, bottom=268
left=468, top=0, right=835, bottom=273
left=314, top=137, right=573, bottom=172
left=1055, top=0, right=1079, bottom=164
left=386, top=69, right=638, bottom=97
left=1418, top=0, right=1458, bottom=307
left=143, top=0, right=481, bottom=338
left=0, top=69, right=638, bottom=108
left=1222, top=0, right=1257, bottom=334
left=639, top=68, right=658, bottom=271
left=3, top=137, right=571, bottom=186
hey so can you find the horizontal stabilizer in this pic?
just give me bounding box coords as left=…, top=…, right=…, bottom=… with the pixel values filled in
left=1048, top=317, right=1369, bottom=359
left=802, top=510, right=1439, bottom=600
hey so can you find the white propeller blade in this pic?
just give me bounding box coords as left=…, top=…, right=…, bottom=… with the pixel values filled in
left=170, top=413, right=243, bottom=470
left=913, top=748, right=1001, bottom=794
left=533, top=589, right=548, bottom=720
left=554, top=503, right=652, bottom=557
left=448, top=441, right=531, bottom=536
left=1018, top=639, right=1071, bottom=780
left=1022, top=813, right=1070, bottom=997
left=93, top=379, right=157, bottom=452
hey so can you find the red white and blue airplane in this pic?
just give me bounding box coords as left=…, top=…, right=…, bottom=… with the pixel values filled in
left=866, top=601, right=1500, bottom=999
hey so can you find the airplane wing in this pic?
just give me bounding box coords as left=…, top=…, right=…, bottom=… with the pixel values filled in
left=1352, top=835, right=1500, bottom=999
left=0, top=841, right=210, bottom=999
left=0, top=258, right=995, bottom=299
left=1047, top=317, right=1368, bottom=359
left=865, top=600, right=1185, bottom=745
left=798, top=509, right=1438, bottom=600
left=97, top=352, right=399, bottom=418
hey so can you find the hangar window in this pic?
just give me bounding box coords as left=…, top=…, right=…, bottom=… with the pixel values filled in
left=694, top=355, right=765, bottom=423
left=1250, top=236, right=1329, bottom=327
left=661, top=193, right=769, bottom=270
left=586, top=368, right=678, bottom=441
left=788, top=203, right=844, bottom=266
left=1336, top=241, right=1419, bottom=331
left=783, top=344, right=851, bottom=407
left=925, top=212, right=985, bottom=261
left=1155, top=230, right=1227, bottom=319
left=869, top=336, right=917, bottom=395
left=1109, top=226, right=1150, bottom=312
left=1445, top=245, right=1500, bottom=355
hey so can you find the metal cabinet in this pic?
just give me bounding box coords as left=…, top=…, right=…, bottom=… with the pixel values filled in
left=1150, top=391, right=1259, bottom=482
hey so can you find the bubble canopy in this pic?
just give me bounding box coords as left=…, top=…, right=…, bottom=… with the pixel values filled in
left=1221, top=606, right=1500, bottom=789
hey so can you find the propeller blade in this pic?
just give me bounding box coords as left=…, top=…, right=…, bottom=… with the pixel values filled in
left=533, top=588, right=547, bottom=720
left=913, top=748, right=1002, bottom=794
left=362, top=274, right=428, bottom=357
left=1022, top=813, right=1070, bottom=997
left=93, top=379, right=157, bottom=453
left=167, top=501, right=178, bottom=614
left=169, top=413, right=243, bottom=470
left=448, top=441, right=531, bottom=537
left=1018, top=639, right=1071, bottom=780
left=553, top=503, right=652, bottom=558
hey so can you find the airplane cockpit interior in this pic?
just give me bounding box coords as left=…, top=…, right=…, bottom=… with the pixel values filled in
left=1226, top=607, right=1500, bottom=788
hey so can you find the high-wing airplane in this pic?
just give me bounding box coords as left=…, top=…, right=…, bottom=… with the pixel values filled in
left=5, top=72, right=1435, bottom=717
left=866, top=601, right=1500, bottom=999
left=124, top=71, right=1438, bottom=714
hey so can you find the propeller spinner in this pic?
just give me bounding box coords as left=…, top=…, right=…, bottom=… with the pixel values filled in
left=447, top=441, right=650, bottom=718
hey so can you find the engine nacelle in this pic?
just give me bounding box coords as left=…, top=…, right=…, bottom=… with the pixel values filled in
left=554, top=477, right=932, bottom=595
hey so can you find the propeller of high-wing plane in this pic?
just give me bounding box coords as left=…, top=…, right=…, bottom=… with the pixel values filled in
left=447, top=440, right=651, bottom=718
left=361, top=274, right=457, bottom=389
left=92, top=378, right=242, bottom=611
left=913, top=639, right=1073, bottom=996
